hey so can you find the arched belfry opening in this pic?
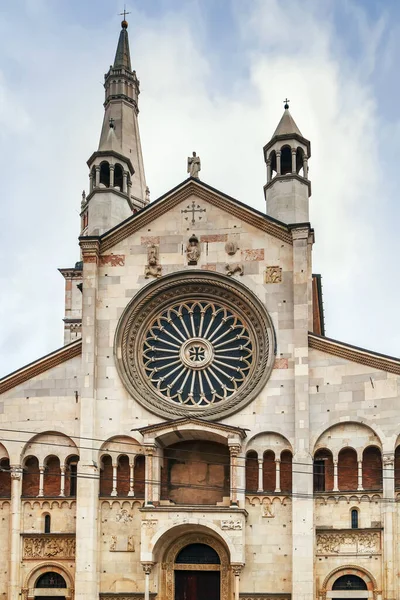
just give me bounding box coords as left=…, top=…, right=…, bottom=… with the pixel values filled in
left=280, top=145, right=292, bottom=175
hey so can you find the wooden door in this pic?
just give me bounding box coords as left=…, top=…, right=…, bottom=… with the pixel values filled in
left=175, top=570, right=220, bottom=600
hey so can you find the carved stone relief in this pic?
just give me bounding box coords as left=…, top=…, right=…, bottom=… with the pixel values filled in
left=116, top=508, right=134, bottom=523
left=141, top=519, right=158, bottom=529
left=110, top=535, right=135, bottom=552
left=265, top=266, right=282, bottom=284
left=186, top=234, right=201, bottom=265
left=316, top=531, right=381, bottom=554
left=145, top=245, right=162, bottom=279
left=225, top=263, right=244, bottom=277
left=23, top=535, right=76, bottom=559
left=225, top=241, right=238, bottom=256
left=262, top=501, right=275, bottom=518
left=221, top=519, right=242, bottom=530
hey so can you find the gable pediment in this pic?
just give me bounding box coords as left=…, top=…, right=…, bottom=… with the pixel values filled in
left=97, top=178, right=293, bottom=253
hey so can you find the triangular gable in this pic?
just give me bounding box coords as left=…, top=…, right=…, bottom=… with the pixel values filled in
left=98, top=178, right=293, bottom=253
left=0, top=339, right=82, bottom=394
left=309, top=332, right=400, bottom=375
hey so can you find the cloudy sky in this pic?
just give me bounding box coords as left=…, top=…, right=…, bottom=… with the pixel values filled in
left=0, top=0, right=399, bottom=376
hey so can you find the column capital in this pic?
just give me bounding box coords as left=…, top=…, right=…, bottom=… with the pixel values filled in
left=109, top=163, right=115, bottom=171
left=228, top=444, right=241, bottom=457
left=383, top=453, right=395, bottom=466
left=291, top=147, right=297, bottom=154
left=232, top=564, right=244, bottom=576
left=275, top=458, right=281, bottom=464
left=10, top=466, right=22, bottom=480
left=276, top=150, right=281, bottom=156
left=142, top=562, right=154, bottom=575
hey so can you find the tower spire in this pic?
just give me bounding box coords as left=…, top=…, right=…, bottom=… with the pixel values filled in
left=82, top=19, right=148, bottom=236
left=263, top=103, right=311, bottom=224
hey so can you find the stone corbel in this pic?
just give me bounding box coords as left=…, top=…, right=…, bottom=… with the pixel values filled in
left=79, top=238, right=100, bottom=264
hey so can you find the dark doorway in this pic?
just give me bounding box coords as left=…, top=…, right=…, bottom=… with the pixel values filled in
left=35, top=598, right=66, bottom=600
left=175, top=570, right=220, bottom=600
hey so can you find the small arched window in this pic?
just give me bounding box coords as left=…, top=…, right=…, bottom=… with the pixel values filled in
left=36, top=572, right=67, bottom=588
left=351, top=508, right=359, bottom=529
left=114, top=163, right=124, bottom=191
left=99, top=162, right=110, bottom=187
left=332, top=574, right=367, bottom=590
left=280, top=145, right=292, bottom=175
left=44, top=514, right=51, bottom=533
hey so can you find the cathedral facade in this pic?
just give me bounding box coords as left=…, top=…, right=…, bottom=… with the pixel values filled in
left=0, top=20, right=399, bottom=600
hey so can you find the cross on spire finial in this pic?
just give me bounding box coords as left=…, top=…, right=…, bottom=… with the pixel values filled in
left=119, top=4, right=131, bottom=26
left=283, top=98, right=290, bottom=109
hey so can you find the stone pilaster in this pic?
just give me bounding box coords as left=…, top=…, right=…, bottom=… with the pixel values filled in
left=75, top=237, right=100, bottom=600
left=291, top=225, right=314, bottom=600
left=382, top=453, right=396, bottom=600
left=8, top=466, right=22, bottom=600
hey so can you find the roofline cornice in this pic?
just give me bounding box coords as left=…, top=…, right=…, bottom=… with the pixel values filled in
left=264, top=173, right=311, bottom=197
left=0, top=339, right=82, bottom=395
left=309, top=332, right=400, bottom=375
left=99, top=178, right=293, bottom=253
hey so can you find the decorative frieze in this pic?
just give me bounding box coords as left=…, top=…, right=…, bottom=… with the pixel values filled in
left=221, top=519, right=242, bottom=530
left=316, top=530, right=381, bottom=555
left=23, top=534, right=75, bottom=559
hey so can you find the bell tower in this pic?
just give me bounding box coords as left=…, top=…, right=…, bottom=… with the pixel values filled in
left=263, top=101, right=311, bottom=224
left=81, top=18, right=149, bottom=236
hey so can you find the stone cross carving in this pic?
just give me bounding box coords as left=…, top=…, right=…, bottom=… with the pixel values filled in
left=181, top=200, right=206, bottom=225
left=187, top=151, right=201, bottom=179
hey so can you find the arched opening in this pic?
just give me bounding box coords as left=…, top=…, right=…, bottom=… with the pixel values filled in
left=44, top=513, right=51, bottom=534
left=117, top=454, right=130, bottom=496
left=245, top=451, right=258, bottom=492
left=296, top=147, right=304, bottom=175
left=100, top=454, right=113, bottom=496
left=160, top=441, right=230, bottom=505
left=176, top=543, right=221, bottom=564
left=280, top=145, right=292, bottom=175
left=99, top=161, right=110, bottom=187
left=280, top=450, right=292, bottom=492
left=22, top=456, right=40, bottom=497
left=362, top=446, right=382, bottom=490
left=332, top=574, right=367, bottom=590
left=65, top=455, right=79, bottom=497
left=395, top=445, right=400, bottom=489
left=313, top=448, right=334, bottom=492
left=114, top=163, right=123, bottom=191
left=174, top=541, right=223, bottom=600
left=0, top=457, right=11, bottom=497
left=338, top=447, right=358, bottom=491
left=43, top=455, right=61, bottom=497
left=269, top=150, right=277, bottom=179
left=134, top=454, right=145, bottom=498
left=36, top=571, right=67, bottom=588
left=262, top=450, right=275, bottom=492
left=351, top=507, right=359, bottom=529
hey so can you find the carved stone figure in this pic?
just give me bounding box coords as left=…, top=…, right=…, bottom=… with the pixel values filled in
left=116, top=508, right=133, bottom=523
left=127, top=535, right=135, bottom=551
left=262, top=501, right=274, bottom=518
left=225, top=263, right=243, bottom=277
left=145, top=244, right=162, bottom=278
left=186, top=234, right=201, bottom=265
left=110, top=535, right=117, bottom=551
left=225, top=240, right=238, bottom=256
left=265, top=266, right=282, bottom=283
left=187, top=151, right=201, bottom=179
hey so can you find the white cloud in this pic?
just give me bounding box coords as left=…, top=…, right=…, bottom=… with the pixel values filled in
left=0, top=0, right=398, bottom=376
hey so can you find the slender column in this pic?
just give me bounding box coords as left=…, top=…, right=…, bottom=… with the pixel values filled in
left=60, top=466, right=66, bottom=497
left=9, top=466, right=22, bottom=600
left=127, top=179, right=132, bottom=198
left=123, top=171, right=128, bottom=194
left=109, top=164, right=115, bottom=188
left=257, top=458, right=263, bottom=493
left=276, top=151, right=281, bottom=175
left=111, top=464, right=118, bottom=497
left=275, top=459, right=281, bottom=493
left=303, top=156, right=308, bottom=179
left=333, top=459, right=339, bottom=492
left=232, top=565, right=243, bottom=600
left=142, top=562, right=154, bottom=600
left=145, top=446, right=155, bottom=506
left=89, top=172, right=94, bottom=193
left=382, top=454, right=396, bottom=600
left=266, top=159, right=271, bottom=183
left=38, top=466, right=44, bottom=497
left=95, top=165, right=100, bottom=187
left=128, top=460, right=134, bottom=497
left=357, top=460, right=363, bottom=491
left=229, top=444, right=241, bottom=506
left=291, top=148, right=297, bottom=173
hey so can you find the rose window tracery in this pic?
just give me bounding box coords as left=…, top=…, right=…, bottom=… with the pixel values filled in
left=114, top=272, right=275, bottom=420
left=143, top=301, right=253, bottom=406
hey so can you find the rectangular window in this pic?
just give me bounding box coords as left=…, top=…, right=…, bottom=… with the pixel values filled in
left=313, top=459, right=325, bottom=492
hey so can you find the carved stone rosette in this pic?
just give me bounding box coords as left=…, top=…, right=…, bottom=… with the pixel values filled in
left=23, top=535, right=76, bottom=559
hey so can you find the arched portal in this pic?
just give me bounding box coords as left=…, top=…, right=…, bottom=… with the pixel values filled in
left=24, top=563, right=73, bottom=600
left=321, top=565, right=377, bottom=599
left=161, top=533, right=230, bottom=600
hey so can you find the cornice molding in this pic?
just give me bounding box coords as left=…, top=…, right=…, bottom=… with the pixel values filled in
left=309, top=332, right=400, bottom=375
left=86, top=150, right=134, bottom=174
left=0, top=340, right=82, bottom=395
left=100, top=179, right=292, bottom=253
left=263, top=173, right=311, bottom=197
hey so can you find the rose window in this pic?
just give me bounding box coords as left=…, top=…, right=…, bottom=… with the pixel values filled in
left=114, top=272, right=275, bottom=420
left=143, top=301, right=253, bottom=406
